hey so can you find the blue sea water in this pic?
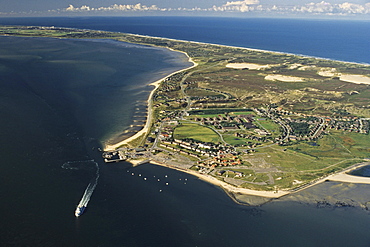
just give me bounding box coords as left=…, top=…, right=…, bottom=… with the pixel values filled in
left=0, top=17, right=370, bottom=246
left=350, top=165, right=370, bottom=177
left=1, top=16, right=370, bottom=64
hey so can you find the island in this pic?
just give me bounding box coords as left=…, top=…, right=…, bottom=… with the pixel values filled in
left=2, top=25, right=370, bottom=204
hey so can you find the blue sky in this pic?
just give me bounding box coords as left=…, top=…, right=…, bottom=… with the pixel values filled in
left=1, top=0, right=370, bottom=18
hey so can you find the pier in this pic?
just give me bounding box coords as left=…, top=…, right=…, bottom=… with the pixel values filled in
left=102, top=150, right=127, bottom=163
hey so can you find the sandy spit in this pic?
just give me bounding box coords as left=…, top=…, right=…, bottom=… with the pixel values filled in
left=328, top=173, right=370, bottom=184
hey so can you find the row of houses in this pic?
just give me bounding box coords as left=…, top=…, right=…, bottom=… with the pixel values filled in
left=193, top=115, right=256, bottom=130
left=159, top=139, right=238, bottom=161
left=159, top=143, right=199, bottom=158
left=198, top=154, right=242, bottom=168
left=173, top=139, right=237, bottom=155
left=194, top=115, right=254, bottom=124
left=235, top=132, right=272, bottom=143
left=217, top=170, right=244, bottom=177
left=270, top=107, right=369, bottom=135
left=329, top=119, right=369, bottom=134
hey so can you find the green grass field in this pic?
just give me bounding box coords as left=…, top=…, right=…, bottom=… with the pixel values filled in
left=186, top=88, right=225, bottom=98
left=190, top=114, right=226, bottom=119
left=223, top=134, right=248, bottom=146
left=173, top=122, right=221, bottom=143
left=288, top=131, right=370, bottom=160
left=254, top=118, right=281, bottom=135
left=335, top=131, right=370, bottom=157
left=229, top=111, right=255, bottom=116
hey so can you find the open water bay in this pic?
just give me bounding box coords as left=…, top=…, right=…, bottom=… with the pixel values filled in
left=0, top=36, right=194, bottom=246
left=0, top=32, right=370, bottom=246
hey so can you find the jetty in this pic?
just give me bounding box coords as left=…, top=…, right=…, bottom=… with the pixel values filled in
left=102, top=150, right=127, bottom=163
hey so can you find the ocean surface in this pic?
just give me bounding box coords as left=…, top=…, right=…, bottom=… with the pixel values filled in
left=0, top=17, right=370, bottom=64
left=0, top=17, right=370, bottom=246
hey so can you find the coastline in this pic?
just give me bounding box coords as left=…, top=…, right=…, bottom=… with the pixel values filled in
left=101, top=43, right=295, bottom=201
left=101, top=33, right=370, bottom=201
left=146, top=159, right=370, bottom=202
left=1, top=23, right=370, bottom=247
left=102, top=32, right=335, bottom=151
left=286, top=162, right=370, bottom=195
left=103, top=49, right=198, bottom=151
left=148, top=160, right=290, bottom=199
left=326, top=162, right=370, bottom=184
left=128, top=33, right=370, bottom=66
left=100, top=36, right=294, bottom=201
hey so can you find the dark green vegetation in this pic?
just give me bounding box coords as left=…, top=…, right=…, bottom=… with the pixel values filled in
left=2, top=25, right=369, bottom=192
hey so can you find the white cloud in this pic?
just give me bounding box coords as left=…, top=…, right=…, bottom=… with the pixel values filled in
left=338, top=2, right=369, bottom=14
left=224, top=0, right=260, bottom=6
left=66, top=5, right=78, bottom=11
left=59, top=2, right=370, bottom=16
left=212, top=0, right=260, bottom=12
left=294, top=1, right=335, bottom=13
left=208, top=0, right=370, bottom=16
left=64, top=3, right=164, bottom=12
left=288, top=1, right=370, bottom=14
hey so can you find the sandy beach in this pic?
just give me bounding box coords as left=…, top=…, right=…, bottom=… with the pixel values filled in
left=149, top=160, right=290, bottom=199
left=130, top=33, right=370, bottom=69
left=325, top=162, right=370, bottom=184
left=327, top=173, right=370, bottom=184
left=147, top=160, right=370, bottom=200
left=104, top=49, right=197, bottom=151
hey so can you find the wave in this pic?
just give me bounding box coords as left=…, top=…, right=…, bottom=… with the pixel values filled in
left=63, top=160, right=100, bottom=217
left=62, top=159, right=96, bottom=170
left=77, top=161, right=100, bottom=210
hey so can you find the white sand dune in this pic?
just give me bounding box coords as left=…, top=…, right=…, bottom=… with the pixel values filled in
left=226, top=63, right=271, bottom=70
left=317, top=68, right=338, bottom=77
left=318, top=68, right=370, bottom=84
left=265, top=74, right=305, bottom=82
left=340, top=74, right=370, bottom=85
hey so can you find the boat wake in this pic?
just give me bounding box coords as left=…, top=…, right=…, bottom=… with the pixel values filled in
left=64, top=160, right=100, bottom=217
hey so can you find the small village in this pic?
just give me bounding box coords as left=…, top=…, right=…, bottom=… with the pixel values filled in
left=154, top=105, right=369, bottom=155
left=90, top=25, right=370, bottom=191
left=103, top=103, right=370, bottom=189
